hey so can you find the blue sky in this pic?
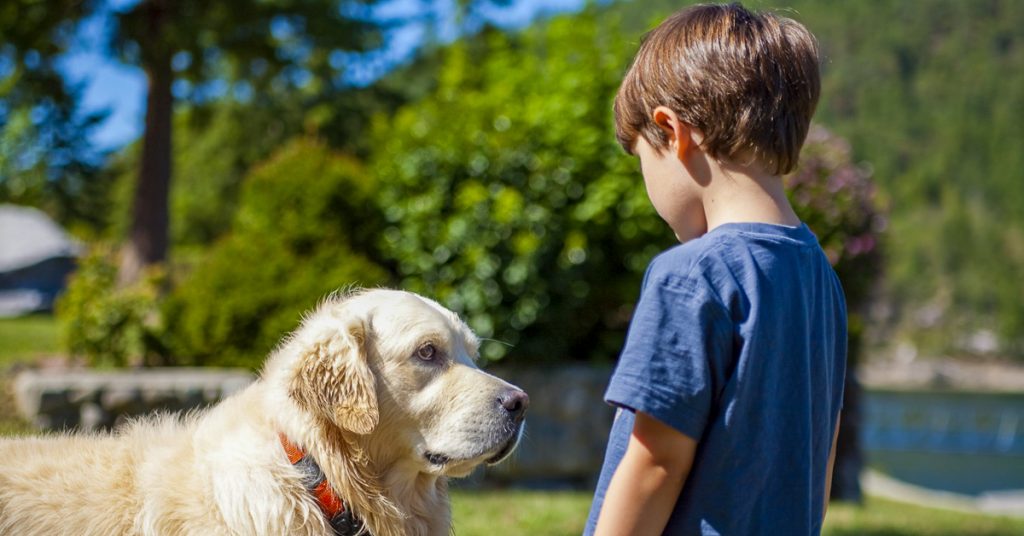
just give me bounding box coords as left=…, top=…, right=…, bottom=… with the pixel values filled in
left=57, top=0, right=589, bottom=151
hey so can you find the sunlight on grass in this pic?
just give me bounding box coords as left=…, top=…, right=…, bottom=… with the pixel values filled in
left=824, top=495, right=1024, bottom=535
left=451, top=490, right=1024, bottom=536
left=0, top=315, right=59, bottom=366
left=452, top=489, right=591, bottom=535
left=0, top=315, right=55, bottom=436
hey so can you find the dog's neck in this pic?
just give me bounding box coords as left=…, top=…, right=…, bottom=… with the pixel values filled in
left=351, top=437, right=453, bottom=536
left=279, top=433, right=365, bottom=535
left=381, top=462, right=451, bottom=535
left=262, top=365, right=453, bottom=536
left=293, top=416, right=452, bottom=536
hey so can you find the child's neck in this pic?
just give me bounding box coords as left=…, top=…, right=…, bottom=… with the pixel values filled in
left=701, top=159, right=800, bottom=232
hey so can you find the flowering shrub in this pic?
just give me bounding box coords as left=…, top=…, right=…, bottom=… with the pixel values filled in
left=787, top=125, right=886, bottom=312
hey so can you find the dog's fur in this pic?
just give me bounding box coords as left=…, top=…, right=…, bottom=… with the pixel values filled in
left=0, top=289, right=528, bottom=535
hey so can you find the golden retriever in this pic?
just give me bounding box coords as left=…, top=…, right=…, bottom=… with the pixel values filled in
left=0, top=289, right=528, bottom=535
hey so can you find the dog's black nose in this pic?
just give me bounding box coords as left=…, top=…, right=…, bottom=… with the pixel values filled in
left=497, top=389, right=529, bottom=422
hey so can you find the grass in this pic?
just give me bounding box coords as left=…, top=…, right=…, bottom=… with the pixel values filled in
left=451, top=489, right=593, bottom=535
left=450, top=490, right=1024, bottom=536
left=0, top=314, right=56, bottom=435
left=823, top=496, right=1024, bottom=536
left=0, top=314, right=60, bottom=366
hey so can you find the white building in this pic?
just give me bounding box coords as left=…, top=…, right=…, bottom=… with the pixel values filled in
left=0, top=204, right=80, bottom=317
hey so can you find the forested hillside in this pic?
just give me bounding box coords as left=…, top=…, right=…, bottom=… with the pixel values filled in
left=636, top=0, right=1024, bottom=358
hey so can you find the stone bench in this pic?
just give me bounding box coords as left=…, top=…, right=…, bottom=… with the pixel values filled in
left=13, top=368, right=254, bottom=431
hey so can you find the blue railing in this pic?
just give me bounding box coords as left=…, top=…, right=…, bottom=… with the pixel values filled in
left=864, top=390, right=1024, bottom=456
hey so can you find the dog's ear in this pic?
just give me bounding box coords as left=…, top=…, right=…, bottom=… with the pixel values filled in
left=291, top=317, right=378, bottom=434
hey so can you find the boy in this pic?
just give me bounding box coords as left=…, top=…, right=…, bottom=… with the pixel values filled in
left=585, top=4, right=845, bottom=535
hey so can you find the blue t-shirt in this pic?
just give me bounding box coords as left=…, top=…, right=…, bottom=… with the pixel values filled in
left=585, top=222, right=847, bottom=536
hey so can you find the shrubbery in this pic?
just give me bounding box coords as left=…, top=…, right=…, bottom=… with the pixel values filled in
left=373, top=16, right=672, bottom=363
left=56, top=245, right=166, bottom=367
left=161, top=139, right=390, bottom=367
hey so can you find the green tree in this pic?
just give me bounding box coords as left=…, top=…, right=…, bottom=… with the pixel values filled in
left=0, top=2, right=108, bottom=233
left=111, top=0, right=391, bottom=283
left=103, top=79, right=421, bottom=252
left=1, top=0, right=390, bottom=283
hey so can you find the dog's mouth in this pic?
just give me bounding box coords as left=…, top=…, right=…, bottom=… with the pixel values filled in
left=484, top=436, right=519, bottom=465
left=424, top=452, right=452, bottom=465
left=423, top=421, right=524, bottom=468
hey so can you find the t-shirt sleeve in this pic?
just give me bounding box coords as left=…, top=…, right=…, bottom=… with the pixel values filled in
left=605, top=269, right=732, bottom=440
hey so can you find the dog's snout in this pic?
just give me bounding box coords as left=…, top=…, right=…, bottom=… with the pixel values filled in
left=497, top=389, right=529, bottom=422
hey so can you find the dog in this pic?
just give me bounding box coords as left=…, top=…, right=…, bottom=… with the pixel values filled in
left=0, top=289, right=529, bottom=535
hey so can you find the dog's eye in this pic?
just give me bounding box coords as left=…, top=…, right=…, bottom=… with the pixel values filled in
left=416, top=343, right=437, bottom=362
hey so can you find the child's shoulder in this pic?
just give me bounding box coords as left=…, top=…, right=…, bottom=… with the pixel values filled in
left=643, top=231, right=734, bottom=297
left=647, top=229, right=735, bottom=281
left=645, top=222, right=822, bottom=295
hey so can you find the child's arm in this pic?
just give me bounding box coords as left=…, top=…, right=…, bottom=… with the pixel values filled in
left=593, top=411, right=698, bottom=536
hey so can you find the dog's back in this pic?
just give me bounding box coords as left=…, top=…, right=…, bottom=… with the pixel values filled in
left=0, top=386, right=329, bottom=536
left=0, top=415, right=223, bottom=535
left=1, top=434, right=137, bottom=534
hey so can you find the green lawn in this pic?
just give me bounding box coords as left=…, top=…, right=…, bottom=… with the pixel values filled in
left=0, top=315, right=56, bottom=435
left=452, top=489, right=593, bottom=535
left=824, top=495, right=1024, bottom=536
left=0, top=314, right=59, bottom=366
left=450, top=490, right=1024, bottom=536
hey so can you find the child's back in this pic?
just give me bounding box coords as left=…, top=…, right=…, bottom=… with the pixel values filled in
left=586, top=222, right=846, bottom=534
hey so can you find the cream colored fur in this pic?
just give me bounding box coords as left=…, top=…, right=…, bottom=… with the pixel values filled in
left=0, top=289, right=527, bottom=536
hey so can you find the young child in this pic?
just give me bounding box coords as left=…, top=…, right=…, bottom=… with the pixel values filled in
left=585, top=4, right=846, bottom=535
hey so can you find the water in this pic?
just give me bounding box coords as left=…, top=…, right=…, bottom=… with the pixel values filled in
left=864, top=389, right=1024, bottom=496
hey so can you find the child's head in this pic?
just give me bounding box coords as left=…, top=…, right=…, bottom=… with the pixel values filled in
left=614, top=3, right=820, bottom=175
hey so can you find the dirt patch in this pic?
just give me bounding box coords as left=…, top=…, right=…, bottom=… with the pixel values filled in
left=0, top=370, right=36, bottom=436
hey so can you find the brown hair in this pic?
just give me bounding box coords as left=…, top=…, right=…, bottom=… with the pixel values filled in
left=614, top=2, right=820, bottom=175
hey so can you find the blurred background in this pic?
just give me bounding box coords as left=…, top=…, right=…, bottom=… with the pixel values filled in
left=1, top=0, right=1022, bottom=533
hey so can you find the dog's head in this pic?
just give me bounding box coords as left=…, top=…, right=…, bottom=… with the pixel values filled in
left=277, top=289, right=527, bottom=477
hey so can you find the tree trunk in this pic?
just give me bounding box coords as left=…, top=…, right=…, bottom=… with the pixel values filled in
left=831, top=330, right=864, bottom=502
left=120, top=2, right=173, bottom=285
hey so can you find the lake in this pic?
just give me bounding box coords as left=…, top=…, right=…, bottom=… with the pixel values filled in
left=864, top=389, right=1024, bottom=496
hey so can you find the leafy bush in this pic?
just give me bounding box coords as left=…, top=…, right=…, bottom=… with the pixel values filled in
left=164, top=139, right=390, bottom=368
left=373, top=12, right=884, bottom=364
left=56, top=245, right=166, bottom=367
left=373, top=14, right=672, bottom=363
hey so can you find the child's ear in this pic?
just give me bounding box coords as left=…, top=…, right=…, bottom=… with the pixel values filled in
left=652, top=106, right=699, bottom=161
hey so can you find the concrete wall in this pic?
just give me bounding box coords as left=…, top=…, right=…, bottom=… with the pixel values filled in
left=11, top=366, right=615, bottom=485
